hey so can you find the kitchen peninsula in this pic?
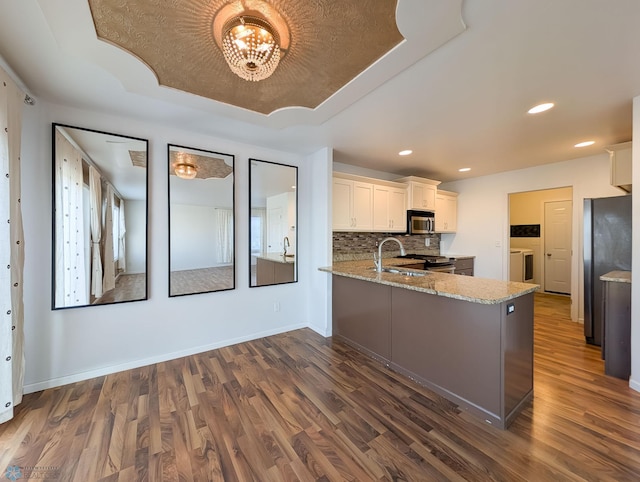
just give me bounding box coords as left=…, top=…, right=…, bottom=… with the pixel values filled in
left=320, top=259, right=539, bottom=429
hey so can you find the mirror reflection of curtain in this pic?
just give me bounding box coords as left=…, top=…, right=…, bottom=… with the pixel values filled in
left=0, top=67, right=25, bottom=423
left=215, top=208, right=234, bottom=264
left=118, top=199, right=126, bottom=271
left=250, top=208, right=266, bottom=254
left=89, top=165, right=103, bottom=298
left=54, top=130, right=88, bottom=307
left=102, top=183, right=116, bottom=292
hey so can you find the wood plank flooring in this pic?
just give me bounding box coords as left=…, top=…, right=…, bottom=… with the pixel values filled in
left=2, top=293, right=640, bottom=481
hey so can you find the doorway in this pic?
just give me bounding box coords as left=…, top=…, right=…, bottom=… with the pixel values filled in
left=544, top=200, right=572, bottom=294
left=508, top=187, right=573, bottom=302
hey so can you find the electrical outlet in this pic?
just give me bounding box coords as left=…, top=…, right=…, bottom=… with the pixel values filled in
left=425, top=238, right=430, bottom=247
left=273, top=301, right=280, bottom=312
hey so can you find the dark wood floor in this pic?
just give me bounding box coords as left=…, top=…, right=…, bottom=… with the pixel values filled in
left=1, top=293, right=639, bottom=481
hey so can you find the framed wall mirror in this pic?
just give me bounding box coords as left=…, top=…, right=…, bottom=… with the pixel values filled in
left=168, top=144, right=235, bottom=296
left=52, top=124, right=148, bottom=309
left=249, top=159, right=297, bottom=287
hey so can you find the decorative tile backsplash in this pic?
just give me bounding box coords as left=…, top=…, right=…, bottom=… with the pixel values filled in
left=333, top=232, right=440, bottom=261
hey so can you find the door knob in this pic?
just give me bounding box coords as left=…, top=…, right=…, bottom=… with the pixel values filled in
left=546, top=253, right=551, bottom=257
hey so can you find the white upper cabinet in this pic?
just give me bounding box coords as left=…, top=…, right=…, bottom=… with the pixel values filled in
left=373, top=184, right=407, bottom=232
left=395, top=176, right=440, bottom=211
left=333, top=173, right=405, bottom=232
left=332, top=176, right=373, bottom=231
left=352, top=181, right=374, bottom=230
left=606, top=141, right=632, bottom=193
left=435, top=190, right=458, bottom=233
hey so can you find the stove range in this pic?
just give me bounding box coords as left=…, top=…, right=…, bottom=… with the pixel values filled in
left=395, top=254, right=453, bottom=267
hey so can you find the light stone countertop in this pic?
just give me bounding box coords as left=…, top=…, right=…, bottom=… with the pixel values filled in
left=320, top=259, right=539, bottom=305
left=256, top=253, right=296, bottom=264
left=600, top=270, right=631, bottom=283
left=443, top=254, right=476, bottom=260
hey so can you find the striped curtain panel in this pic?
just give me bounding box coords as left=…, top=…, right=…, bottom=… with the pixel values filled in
left=0, top=67, right=25, bottom=424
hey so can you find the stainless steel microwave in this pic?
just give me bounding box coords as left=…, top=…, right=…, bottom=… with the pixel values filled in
left=407, top=210, right=435, bottom=234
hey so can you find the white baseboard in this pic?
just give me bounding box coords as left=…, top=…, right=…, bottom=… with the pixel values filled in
left=24, top=322, right=307, bottom=394
left=629, top=378, right=640, bottom=393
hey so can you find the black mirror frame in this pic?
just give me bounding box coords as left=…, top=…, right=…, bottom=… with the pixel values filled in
left=248, top=158, right=298, bottom=288
left=167, top=143, right=236, bottom=297
left=51, top=123, right=149, bottom=310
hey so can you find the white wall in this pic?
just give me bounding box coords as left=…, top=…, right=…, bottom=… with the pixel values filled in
left=306, top=148, right=333, bottom=336
left=20, top=101, right=331, bottom=392
left=631, top=96, right=640, bottom=393
left=124, top=199, right=146, bottom=274
left=169, top=204, right=220, bottom=271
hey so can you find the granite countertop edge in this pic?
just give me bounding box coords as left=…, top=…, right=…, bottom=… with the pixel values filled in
left=256, top=253, right=296, bottom=264
left=599, top=270, right=631, bottom=283
left=320, top=260, right=538, bottom=305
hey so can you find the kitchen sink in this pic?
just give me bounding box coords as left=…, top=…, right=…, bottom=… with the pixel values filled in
left=371, top=267, right=426, bottom=277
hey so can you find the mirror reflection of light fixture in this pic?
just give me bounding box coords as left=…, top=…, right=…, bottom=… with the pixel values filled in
left=174, top=162, right=198, bottom=180
left=221, top=15, right=281, bottom=82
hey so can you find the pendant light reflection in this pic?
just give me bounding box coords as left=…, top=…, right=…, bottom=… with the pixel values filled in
left=174, top=163, right=198, bottom=179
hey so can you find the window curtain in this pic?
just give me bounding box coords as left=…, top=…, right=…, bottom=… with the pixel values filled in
left=0, top=68, right=25, bottom=424
left=89, top=165, right=103, bottom=298
left=102, top=183, right=115, bottom=292
left=54, top=131, right=88, bottom=307
left=215, top=208, right=234, bottom=264
left=117, top=198, right=126, bottom=271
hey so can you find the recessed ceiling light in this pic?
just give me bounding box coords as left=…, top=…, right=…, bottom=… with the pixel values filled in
left=458, top=167, right=471, bottom=172
left=574, top=140, right=595, bottom=148
left=398, top=150, right=413, bottom=156
left=527, top=102, right=555, bottom=114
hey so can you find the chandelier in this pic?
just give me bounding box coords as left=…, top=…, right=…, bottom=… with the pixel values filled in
left=221, top=15, right=281, bottom=82
left=174, top=161, right=198, bottom=180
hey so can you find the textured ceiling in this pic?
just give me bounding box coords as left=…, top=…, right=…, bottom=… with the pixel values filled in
left=169, top=151, right=233, bottom=180
left=88, top=0, right=403, bottom=115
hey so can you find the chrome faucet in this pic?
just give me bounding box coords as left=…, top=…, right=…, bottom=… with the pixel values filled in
left=283, top=236, right=290, bottom=255
left=374, top=237, right=406, bottom=272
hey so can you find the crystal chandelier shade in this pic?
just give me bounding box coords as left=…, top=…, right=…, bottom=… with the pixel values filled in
left=174, top=162, right=198, bottom=179
left=221, top=16, right=281, bottom=82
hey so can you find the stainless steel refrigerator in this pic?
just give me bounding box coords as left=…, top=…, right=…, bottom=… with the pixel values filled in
left=583, top=195, right=632, bottom=346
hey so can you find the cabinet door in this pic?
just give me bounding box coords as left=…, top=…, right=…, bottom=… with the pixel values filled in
left=409, top=182, right=436, bottom=210
left=333, top=178, right=353, bottom=231
left=435, top=194, right=457, bottom=232
left=352, top=181, right=373, bottom=230
left=388, top=187, right=407, bottom=232
left=373, top=185, right=391, bottom=231
left=410, top=183, right=427, bottom=209
left=423, top=184, right=437, bottom=211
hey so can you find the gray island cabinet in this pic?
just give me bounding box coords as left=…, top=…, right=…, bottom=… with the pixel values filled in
left=323, top=259, right=538, bottom=429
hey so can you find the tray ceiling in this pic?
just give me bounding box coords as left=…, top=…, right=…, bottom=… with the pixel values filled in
left=88, top=0, right=403, bottom=115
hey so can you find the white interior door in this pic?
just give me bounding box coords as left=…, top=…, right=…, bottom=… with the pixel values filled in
left=267, top=206, right=284, bottom=253
left=544, top=200, right=572, bottom=294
